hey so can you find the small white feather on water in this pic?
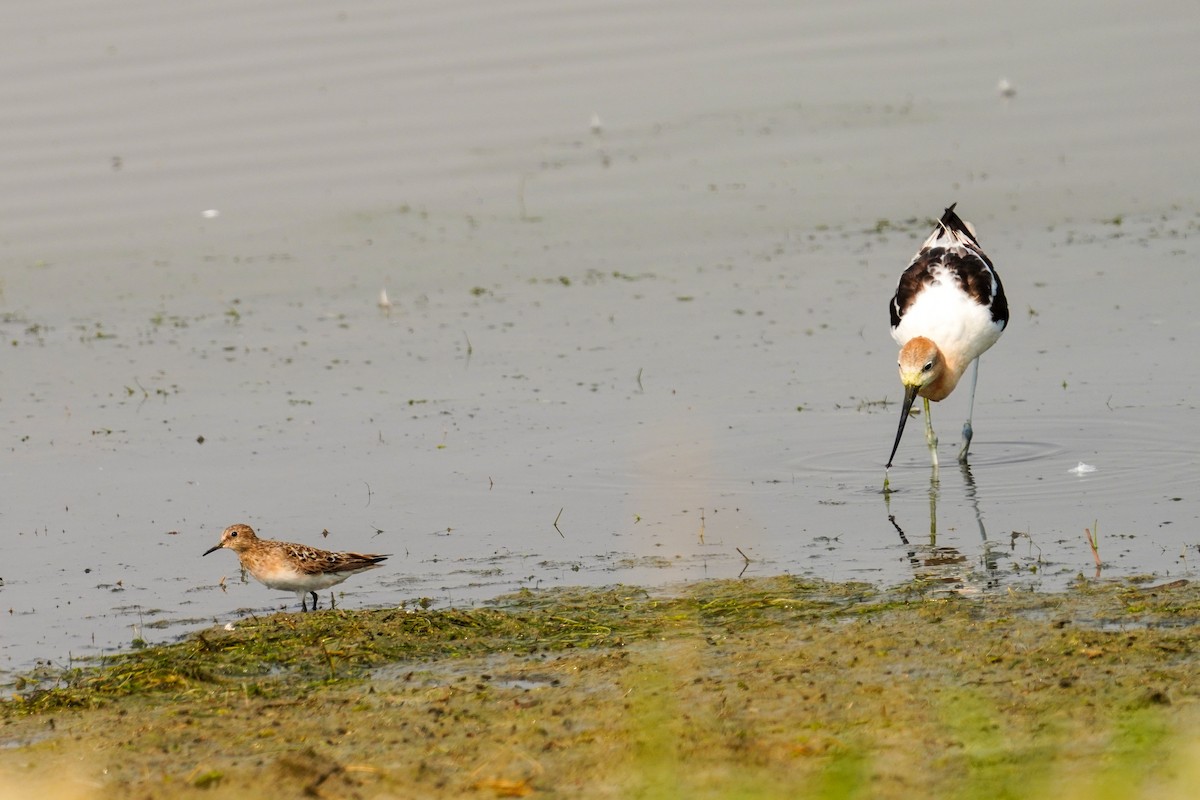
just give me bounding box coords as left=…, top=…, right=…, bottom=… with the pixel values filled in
left=1068, top=462, right=1097, bottom=475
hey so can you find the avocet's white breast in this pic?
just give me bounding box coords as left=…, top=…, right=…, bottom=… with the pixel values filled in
left=891, top=262, right=1005, bottom=370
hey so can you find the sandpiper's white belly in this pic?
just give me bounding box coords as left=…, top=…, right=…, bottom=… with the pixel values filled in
left=253, top=564, right=364, bottom=593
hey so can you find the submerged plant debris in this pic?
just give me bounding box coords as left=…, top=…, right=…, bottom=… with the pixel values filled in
left=3, top=575, right=1200, bottom=798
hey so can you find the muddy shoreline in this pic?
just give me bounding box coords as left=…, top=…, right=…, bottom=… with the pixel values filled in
left=3, top=575, right=1199, bottom=798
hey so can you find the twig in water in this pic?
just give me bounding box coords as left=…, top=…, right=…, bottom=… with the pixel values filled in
left=736, top=547, right=751, bottom=564
left=553, top=508, right=565, bottom=538
left=364, top=482, right=373, bottom=507
left=319, top=640, right=336, bottom=679
left=1084, top=520, right=1101, bottom=570
left=636, top=367, right=644, bottom=392
left=1009, top=529, right=1043, bottom=563
left=517, top=175, right=541, bottom=222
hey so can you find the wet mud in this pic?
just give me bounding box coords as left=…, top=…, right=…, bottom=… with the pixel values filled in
left=3, top=575, right=1200, bottom=798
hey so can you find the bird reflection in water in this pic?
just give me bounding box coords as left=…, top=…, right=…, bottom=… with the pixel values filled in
left=885, top=462, right=1001, bottom=593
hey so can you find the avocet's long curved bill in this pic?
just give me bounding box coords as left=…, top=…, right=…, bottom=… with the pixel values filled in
left=886, top=384, right=920, bottom=469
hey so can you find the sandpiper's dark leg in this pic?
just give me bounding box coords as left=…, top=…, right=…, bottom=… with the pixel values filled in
left=309, top=591, right=319, bottom=611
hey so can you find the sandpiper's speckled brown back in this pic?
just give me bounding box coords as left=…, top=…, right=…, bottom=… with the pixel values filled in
left=203, top=523, right=388, bottom=588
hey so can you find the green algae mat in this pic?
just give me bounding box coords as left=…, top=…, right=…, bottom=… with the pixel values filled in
left=3, top=576, right=1200, bottom=799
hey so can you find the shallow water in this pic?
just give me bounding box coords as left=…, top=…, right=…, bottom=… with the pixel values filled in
left=2, top=0, right=1199, bottom=671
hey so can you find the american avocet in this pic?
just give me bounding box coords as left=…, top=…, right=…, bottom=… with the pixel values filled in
left=885, top=204, right=1008, bottom=469
left=203, top=524, right=389, bottom=611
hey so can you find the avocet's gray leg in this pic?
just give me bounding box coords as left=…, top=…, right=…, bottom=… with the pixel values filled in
left=958, top=357, right=981, bottom=463
left=923, top=397, right=939, bottom=469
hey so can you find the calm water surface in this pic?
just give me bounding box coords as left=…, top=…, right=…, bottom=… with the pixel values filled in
left=2, top=0, right=1198, bottom=672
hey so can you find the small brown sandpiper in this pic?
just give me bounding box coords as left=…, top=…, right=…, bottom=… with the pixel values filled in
left=203, top=523, right=388, bottom=612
